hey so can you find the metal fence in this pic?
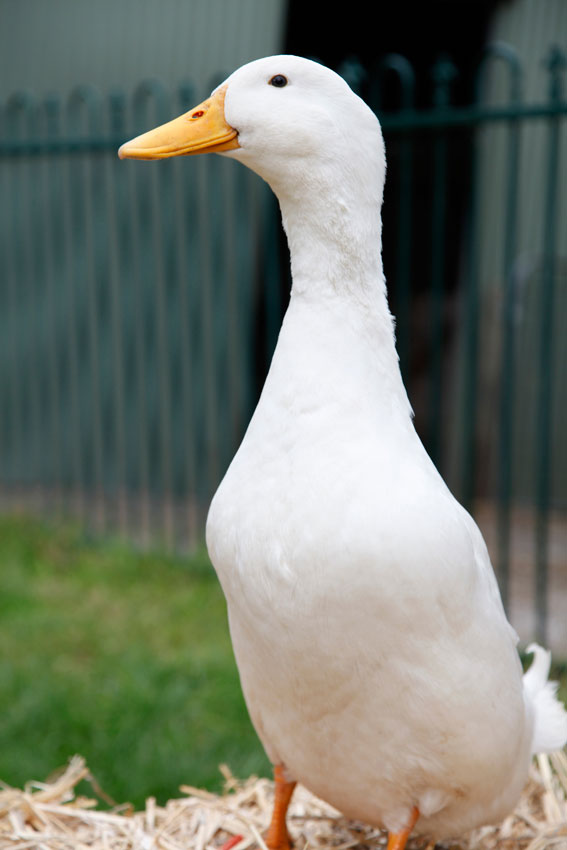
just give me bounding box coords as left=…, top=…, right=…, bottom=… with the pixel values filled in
left=0, top=46, right=565, bottom=646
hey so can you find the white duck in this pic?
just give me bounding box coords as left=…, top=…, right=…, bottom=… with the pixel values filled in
left=119, top=56, right=567, bottom=849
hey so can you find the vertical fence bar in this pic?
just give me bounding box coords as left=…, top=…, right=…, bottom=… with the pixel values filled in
left=146, top=85, right=175, bottom=549
left=535, top=46, right=566, bottom=644
left=69, top=86, right=106, bottom=532
left=61, top=93, right=90, bottom=521
left=219, top=158, right=239, bottom=469
left=196, top=154, right=220, bottom=500
left=234, top=166, right=261, bottom=439
left=46, top=97, right=72, bottom=512
left=0, top=98, right=5, bottom=500
left=174, top=83, right=200, bottom=545
left=7, top=94, right=45, bottom=507
left=19, top=97, right=44, bottom=512
left=42, top=94, right=64, bottom=515
left=460, top=130, right=481, bottom=513
left=128, top=85, right=154, bottom=544
left=428, top=57, right=457, bottom=467
left=493, top=46, right=522, bottom=614
left=4, top=96, right=25, bottom=497
left=3, top=98, right=26, bottom=493
left=262, top=187, right=284, bottom=369
left=105, top=90, right=129, bottom=536
left=376, top=55, right=416, bottom=382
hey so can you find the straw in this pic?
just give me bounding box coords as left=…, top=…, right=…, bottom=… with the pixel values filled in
left=1, top=752, right=565, bottom=850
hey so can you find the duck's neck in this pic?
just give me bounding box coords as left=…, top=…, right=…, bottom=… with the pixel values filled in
left=278, top=179, right=386, bottom=307
left=272, top=182, right=413, bottom=421
left=277, top=169, right=398, bottom=349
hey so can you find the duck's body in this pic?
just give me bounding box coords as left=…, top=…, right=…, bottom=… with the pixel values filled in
left=206, top=201, right=529, bottom=838
left=119, top=55, right=567, bottom=845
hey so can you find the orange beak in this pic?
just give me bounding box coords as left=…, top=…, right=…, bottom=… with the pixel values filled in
left=118, top=85, right=239, bottom=160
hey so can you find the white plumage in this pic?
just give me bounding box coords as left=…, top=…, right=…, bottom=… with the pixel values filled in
left=121, top=54, right=567, bottom=844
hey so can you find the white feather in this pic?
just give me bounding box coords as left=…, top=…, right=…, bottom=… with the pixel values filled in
left=524, top=644, right=567, bottom=754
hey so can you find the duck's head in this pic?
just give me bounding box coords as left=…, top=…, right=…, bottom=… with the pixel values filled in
left=119, top=55, right=385, bottom=201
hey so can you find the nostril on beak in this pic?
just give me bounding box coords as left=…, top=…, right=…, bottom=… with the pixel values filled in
left=191, top=110, right=205, bottom=119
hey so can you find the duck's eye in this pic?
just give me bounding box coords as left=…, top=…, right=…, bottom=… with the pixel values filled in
left=269, top=74, right=288, bottom=88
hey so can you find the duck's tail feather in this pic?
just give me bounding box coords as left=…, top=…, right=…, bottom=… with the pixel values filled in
left=523, top=643, right=567, bottom=755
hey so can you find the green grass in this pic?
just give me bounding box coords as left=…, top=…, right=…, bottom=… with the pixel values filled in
left=1, top=515, right=565, bottom=811
left=0, top=515, right=270, bottom=807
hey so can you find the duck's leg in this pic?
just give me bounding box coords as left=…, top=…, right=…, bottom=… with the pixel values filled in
left=265, top=764, right=297, bottom=850
left=387, top=807, right=420, bottom=850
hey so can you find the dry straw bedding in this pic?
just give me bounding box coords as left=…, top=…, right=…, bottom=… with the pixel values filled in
left=1, top=752, right=566, bottom=850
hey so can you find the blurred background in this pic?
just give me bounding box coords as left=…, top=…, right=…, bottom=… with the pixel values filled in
left=0, top=0, right=566, bottom=808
